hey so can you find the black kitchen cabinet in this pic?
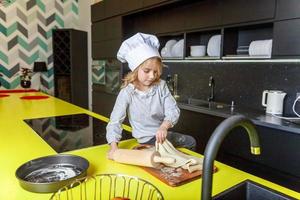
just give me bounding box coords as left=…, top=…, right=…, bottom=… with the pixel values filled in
left=129, top=12, right=158, bottom=34
left=120, top=0, right=143, bottom=14
left=175, top=107, right=300, bottom=191
left=91, top=22, right=104, bottom=43
left=184, top=0, right=221, bottom=30
left=142, top=0, right=171, bottom=8
left=104, top=0, right=121, bottom=18
left=92, top=17, right=122, bottom=42
left=92, top=38, right=122, bottom=59
left=92, top=17, right=122, bottom=59
left=219, top=125, right=300, bottom=191
left=52, top=29, right=88, bottom=109
left=272, top=19, right=300, bottom=57
left=91, top=1, right=105, bottom=22
left=129, top=5, right=186, bottom=35
left=157, top=5, right=186, bottom=34
left=276, top=0, right=300, bottom=20
left=221, top=0, right=276, bottom=25
left=174, top=109, right=223, bottom=154
left=92, top=88, right=117, bottom=118
left=91, top=0, right=121, bottom=22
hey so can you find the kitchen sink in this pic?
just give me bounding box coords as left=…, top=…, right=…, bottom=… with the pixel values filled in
left=213, top=180, right=297, bottom=200
left=178, top=98, right=230, bottom=109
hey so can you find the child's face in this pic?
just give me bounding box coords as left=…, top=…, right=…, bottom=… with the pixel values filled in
left=137, top=58, right=161, bottom=88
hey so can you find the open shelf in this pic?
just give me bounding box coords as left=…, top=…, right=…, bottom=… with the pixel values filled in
left=185, top=29, right=221, bottom=58
left=223, top=23, right=273, bottom=59
left=157, top=22, right=274, bottom=61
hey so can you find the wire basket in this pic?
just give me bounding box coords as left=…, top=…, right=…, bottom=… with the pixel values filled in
left=50, top=174, right=164, bottom=200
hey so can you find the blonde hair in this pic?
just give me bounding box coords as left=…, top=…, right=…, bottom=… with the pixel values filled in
left=121, top=57, right=162, bottom=88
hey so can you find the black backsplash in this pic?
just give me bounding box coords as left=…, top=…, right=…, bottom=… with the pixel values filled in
left=163, top=61, right=300, bottom=116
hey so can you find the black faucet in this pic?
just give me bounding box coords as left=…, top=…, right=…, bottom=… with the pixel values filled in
left=166, top=73, right=180, bottom=100
left=166, top=74, right=174, bottom=94
left=208, top=76, right=215, bottom=102
left=201, top=115, right=261, bottom=200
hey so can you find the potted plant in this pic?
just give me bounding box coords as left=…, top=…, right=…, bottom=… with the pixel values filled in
left=20, top=67, right=32, bottom=88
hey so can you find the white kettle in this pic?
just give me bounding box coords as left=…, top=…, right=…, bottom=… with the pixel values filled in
left=262, top=90, right=287, bottom=115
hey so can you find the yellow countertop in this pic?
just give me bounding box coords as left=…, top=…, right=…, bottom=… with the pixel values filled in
left=0, top=91, right=299, bottom=200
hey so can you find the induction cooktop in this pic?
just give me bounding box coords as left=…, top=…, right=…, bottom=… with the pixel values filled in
left=24, top=113, right=132, bottom=153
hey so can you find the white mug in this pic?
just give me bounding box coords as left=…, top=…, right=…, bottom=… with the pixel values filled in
left=262, top=90, right=287, bottom=115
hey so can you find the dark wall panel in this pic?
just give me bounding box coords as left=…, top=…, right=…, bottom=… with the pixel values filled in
left=164, top=61, right=300, bottom=116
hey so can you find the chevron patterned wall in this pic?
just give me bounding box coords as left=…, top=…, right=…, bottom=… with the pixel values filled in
left=0, top=0, right=79, bottom=94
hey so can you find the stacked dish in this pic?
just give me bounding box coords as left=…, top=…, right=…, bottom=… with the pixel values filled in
left=207, top=35, right=221, bottom=57
left=249, top=39, right=272, bottom=57
left=161, top=39, right=177, bottom=57
left=161, top=39, right=184, bottom=58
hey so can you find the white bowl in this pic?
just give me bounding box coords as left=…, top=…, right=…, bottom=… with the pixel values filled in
left=190, top=45, right=206, bottom=57
left=207, top=35, right=221, bottom=57
left=171, top=39, right=184, bottom=57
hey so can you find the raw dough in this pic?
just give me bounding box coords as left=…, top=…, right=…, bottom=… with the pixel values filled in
left=155, top=140, right=203, bottom=173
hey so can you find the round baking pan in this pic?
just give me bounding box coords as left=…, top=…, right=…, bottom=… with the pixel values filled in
left=15, top=154, right=89, bottom=193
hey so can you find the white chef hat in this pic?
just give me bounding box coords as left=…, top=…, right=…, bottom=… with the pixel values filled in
left=117, top=32, right=161, bottom=71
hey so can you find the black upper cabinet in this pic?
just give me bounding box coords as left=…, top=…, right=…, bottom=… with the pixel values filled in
left=92, top=17, right=122, bottom=41
left=273, top=19, right=300, bottom=57
left=91, top=1, right=105, bottom=22
left=157, top=6, right=186, bottom=33
left=92, top=38, right=121, bottom=59
left=276, top=0, right=300, bottom=20
left=120, top=0, right=143, bottom=14
left=128, top=6, right=186, bottom=35
left=92, top=17, right=122, bottom=59
left=91, top=0, right=121, bottom=22
left=184, top=0, right=221, bottom=30
left=104, top=0, right=121, bottom=18
left=142, top=0, right=171, bottom=8
left=221, top=0, right=276, bottom=25
left=91, top=22, right=104, bottom=42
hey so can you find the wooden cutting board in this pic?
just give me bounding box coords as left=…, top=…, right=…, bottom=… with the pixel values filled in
left=133, top=145, right=217, bottom=187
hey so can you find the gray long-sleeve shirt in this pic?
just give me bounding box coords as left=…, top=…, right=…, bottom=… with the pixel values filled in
left=106, top=80, right=180, bottom=144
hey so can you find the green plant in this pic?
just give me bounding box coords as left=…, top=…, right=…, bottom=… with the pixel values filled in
left=20, top=67, right=32, bottom=81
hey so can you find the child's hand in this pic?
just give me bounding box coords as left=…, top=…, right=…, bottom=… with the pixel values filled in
left=107, top=142, right=118, bottom=160
left=156, top=121, right=172, bottom=143
left=156, top=126, right=168, bottom=143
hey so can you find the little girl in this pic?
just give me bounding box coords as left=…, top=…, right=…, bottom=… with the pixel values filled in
left=106, top=33, right=196, bottom=159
